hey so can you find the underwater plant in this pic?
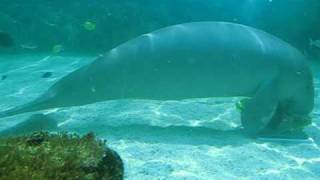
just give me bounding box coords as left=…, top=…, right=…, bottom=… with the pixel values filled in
left=0, top=132, right=124, bottom=180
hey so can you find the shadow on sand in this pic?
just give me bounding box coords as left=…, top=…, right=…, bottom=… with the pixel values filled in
left=67, top=124, right=252, bottom=147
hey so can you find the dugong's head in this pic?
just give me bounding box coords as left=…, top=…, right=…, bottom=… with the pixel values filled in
left=277, top=57, right=314, bottom=132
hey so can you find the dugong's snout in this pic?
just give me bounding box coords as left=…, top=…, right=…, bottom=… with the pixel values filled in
left=289, top=68, right=314, bottom=115
left=279, top=66, right=315, bottom=132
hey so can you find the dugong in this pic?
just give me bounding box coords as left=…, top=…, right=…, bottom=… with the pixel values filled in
left=0, top=22, right=314, bottom=136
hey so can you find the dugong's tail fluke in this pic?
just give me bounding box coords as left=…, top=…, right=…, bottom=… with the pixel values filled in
left=0, top=105, right=33, bottom=119
left=0, top=97, right=51, bottom=119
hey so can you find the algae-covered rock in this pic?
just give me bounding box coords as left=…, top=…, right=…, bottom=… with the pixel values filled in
left=0, top=132, right=124, bottom=180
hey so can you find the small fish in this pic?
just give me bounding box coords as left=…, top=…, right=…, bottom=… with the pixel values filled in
left=0, top=32, right=14, bottom=48
left=45, top=22, right=58, bottom=27
left=235, top=98, right=250, bottom=112
left=83, top=21, right=96, bottom=31
left=42, top=72, right=53, bottom=78
left=52, top=44, right=63, bottom=53
left=309, top=39, right=320, bottom=49
left=20, top=43, right=38, bottom=50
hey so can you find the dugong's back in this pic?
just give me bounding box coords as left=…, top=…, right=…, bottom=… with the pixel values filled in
left=95, top=22, right=304, bottom=100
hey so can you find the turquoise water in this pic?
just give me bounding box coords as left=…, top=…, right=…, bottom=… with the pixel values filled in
left=1, top=0, right=319, bottom=54
left=1, top=0, right=320, bottom=179
left=0, top=55, right=319, bottom=179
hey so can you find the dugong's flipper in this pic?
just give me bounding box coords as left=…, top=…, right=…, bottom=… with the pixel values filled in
left=241, top=77, right=280, bottom=136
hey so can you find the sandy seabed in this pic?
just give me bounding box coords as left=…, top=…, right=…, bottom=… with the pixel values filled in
left=0, top=55, right=319, bottom=180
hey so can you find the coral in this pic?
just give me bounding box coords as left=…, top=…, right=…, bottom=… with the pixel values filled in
left=0, top=131, right=124, bottom=180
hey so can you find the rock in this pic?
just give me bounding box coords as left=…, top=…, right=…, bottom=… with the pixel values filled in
left=0, top=132, right=124, bottom=180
